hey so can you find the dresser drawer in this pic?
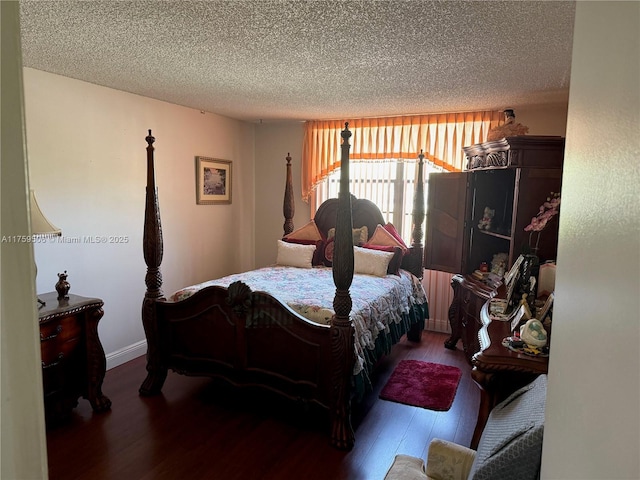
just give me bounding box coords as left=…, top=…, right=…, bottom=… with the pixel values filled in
left=40, top=315, right=82, bottom=367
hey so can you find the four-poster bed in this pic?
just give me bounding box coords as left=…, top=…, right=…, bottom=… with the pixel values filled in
left=139, top=124, right=428, bottom=450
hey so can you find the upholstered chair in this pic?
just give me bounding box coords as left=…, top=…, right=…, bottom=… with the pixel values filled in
left=384, top=374, right=547, bottom=480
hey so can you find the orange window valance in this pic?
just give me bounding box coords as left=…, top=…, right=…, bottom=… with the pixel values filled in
left=301, top=110, right=504, bottom=200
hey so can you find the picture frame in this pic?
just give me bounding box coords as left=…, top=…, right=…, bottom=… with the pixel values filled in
left=538, top=291, right=554, bottom=322
left=504, top=254, right=524, bottom=288
left=195, top=157, right=232, bottom=205
left=505, top=266, right=520, bottom=308
left=510, top=304, right=528, bottom=332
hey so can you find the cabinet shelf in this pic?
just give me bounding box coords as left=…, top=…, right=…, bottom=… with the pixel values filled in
left=476, top=228, right=511, bottom=241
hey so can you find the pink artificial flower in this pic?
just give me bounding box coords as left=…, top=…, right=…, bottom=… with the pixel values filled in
left=524, top=193, right=561, bottom=233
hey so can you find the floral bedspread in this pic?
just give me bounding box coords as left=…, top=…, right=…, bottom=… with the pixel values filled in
left=172, top=266, right=427, bottom=376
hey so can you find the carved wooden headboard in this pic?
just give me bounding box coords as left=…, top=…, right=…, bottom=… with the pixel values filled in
left=313, top=195, right=384, bottom=240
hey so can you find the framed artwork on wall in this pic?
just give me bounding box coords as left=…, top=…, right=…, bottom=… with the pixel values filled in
left=195, top=156, right=232, bottom=205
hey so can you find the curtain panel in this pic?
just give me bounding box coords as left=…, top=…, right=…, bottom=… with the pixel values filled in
left=301, top=110, right=504, bottom=200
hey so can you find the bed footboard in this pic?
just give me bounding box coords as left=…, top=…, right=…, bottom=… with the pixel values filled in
left=145, top=282, right=341, bottom=408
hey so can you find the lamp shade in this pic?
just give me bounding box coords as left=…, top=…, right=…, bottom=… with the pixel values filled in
left=30, top=190, right=61, bottom=236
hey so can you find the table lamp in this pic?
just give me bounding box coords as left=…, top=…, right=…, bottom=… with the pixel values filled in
left=30, top=190, right=61, bottom=306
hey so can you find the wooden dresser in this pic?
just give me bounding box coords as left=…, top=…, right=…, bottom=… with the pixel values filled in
left=38, top=292, right=111, bottom=425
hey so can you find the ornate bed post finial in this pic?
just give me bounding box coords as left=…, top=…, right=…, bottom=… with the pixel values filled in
left=283, top=153, right=295, bottom=236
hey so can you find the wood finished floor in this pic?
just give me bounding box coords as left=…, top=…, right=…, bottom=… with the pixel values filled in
left=46, top=331, right=479, bottom=480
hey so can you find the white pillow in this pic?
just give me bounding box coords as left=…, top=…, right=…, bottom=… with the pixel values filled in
left=276, top=240, right=315, bottom=268
left=353, top=246, right=395, bottom=277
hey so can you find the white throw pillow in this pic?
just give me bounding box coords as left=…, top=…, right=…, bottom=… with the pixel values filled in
left=275, top=239, right=315, bottom=268
left=353, top=246, right=395, bottom=277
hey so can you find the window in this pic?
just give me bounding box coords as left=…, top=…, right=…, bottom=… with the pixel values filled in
left=314, top=159, right=445, bottom=243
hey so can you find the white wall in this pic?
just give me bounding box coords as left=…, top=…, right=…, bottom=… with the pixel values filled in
left=542, top=2, right=640, bottom=478
left=24, top=69, right=256, bottom=367
left=1, top=3, right=48, bottom=478
left=515, top=103, right=568, bottom=136
left=254, top=122, right=307, bottom=268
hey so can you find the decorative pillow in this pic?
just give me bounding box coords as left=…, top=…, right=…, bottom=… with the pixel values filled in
left=324, top=226, right=368, bottom=267
left=282, top=237, right=325, bottom=266
left=283, top=219, right=323, bottom=242
left=383, top=223, right=408, bottom=249
left=367, top=224, right=408, bottom=255
left=275, top=240, right=315, bottom=268
left=327, top=225, right=368, bottom=246
left=362, top=244, right=403, bottom=275
left=353, top=246, right=395, bottom=277
left=323, top=237, right=335, bottom=266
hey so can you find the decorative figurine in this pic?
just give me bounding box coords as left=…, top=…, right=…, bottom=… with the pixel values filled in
left=487, top=109, right=530, bottom=141
left=491, top=252, right=508, bottom=277
left=520, top=318, right=548, bottom=348
left=55, top=270, right=70, bottom=300
left=478, top=206, right=495, bottom=230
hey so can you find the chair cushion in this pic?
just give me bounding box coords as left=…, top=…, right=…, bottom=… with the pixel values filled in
left=384, top=454, right=426, bottom=480
left=425, top=438, right=476, bottom=480
left=469, top=374, right=547, bottom=480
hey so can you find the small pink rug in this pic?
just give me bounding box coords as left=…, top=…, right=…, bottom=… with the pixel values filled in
left=379, top=360, right=462, bottom=411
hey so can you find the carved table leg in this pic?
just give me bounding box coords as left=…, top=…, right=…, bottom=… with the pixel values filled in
left=445, top=276, right=463, bottom=350
left=444, top=297, right=461, bottom=350
left=470, top=367, right=495, bottom=449
left=85, top=306, right=112, bottom=412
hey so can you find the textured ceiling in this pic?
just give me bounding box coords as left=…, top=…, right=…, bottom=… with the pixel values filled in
left=19, top=1, right=576, bottom=122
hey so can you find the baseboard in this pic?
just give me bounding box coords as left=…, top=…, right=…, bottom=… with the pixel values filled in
left=425, top=318, right=451, bottom=334
left=106, top=340, right=146, bottom=370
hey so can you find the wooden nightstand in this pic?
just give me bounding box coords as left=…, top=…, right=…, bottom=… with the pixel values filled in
left=38, top=292, right=111, bottom=425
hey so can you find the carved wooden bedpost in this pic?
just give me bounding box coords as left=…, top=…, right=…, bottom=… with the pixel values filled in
left=406, top=150, right=426, bottom=342
left=283, top=153, right=295, bottom=236
left=329, top=123, right=356, bottom=450
left=139, top=129, right=168, bottom=396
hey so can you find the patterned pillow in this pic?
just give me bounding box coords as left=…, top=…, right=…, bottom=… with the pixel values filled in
left=324, top=226, right=368, bottom=267
left=353, top=246, right=395, bottom=277
left=275, top=240, right=315, bottom=268
left=323, top=237, right=335, bottom=266
left=327, top=225, right=368, bottom=245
